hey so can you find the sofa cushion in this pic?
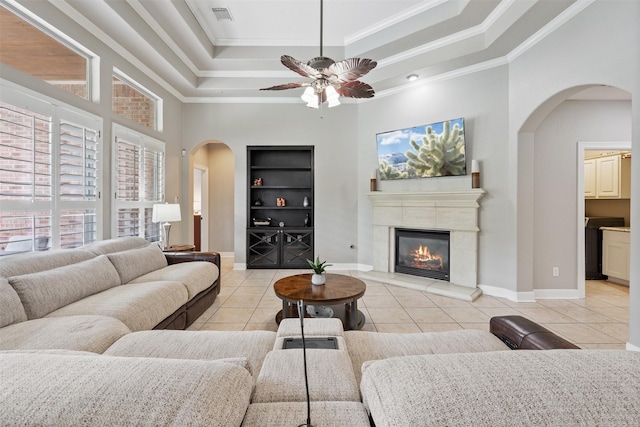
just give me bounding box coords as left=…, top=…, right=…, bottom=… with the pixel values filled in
left=129, top=261, right=219, bottom=299
left=242, top=402, right=371, bottom=427
left=253, top=349, right=360, bottom=403
left=80, top=236, right=150, bottom=255
left=0, top=249, right=94, bottom=278
left=107, top=243, right=168, bottom=284
left=105, top=330, right=276, bottom=377
left=344, top=329, right=510, bottom=384
left=0, top=315, right=131, bottom=353
left=0, top=277, right=27, bottom=327
left=46, top=280, right=188, bottom=331
left=0, top=353, right=254, bottom=427
left=9, top=255, right=122, bottom=319
left=360, top=350, right=640, bottom=427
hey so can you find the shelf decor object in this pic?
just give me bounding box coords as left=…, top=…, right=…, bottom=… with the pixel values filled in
left=152, top=203, right=182, bottom=250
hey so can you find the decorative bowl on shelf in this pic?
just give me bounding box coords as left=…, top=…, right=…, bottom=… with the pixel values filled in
left=253, top=218, right=271, bottom=226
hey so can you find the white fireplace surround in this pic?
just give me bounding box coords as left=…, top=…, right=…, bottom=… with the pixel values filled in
left=366, top=189, right=485, bottom=301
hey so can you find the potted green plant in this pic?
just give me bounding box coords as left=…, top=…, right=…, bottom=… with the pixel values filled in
left=307, top=256, right=332, bottom=285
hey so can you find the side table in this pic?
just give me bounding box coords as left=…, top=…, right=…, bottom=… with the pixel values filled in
left=273, top=273, right=366, bottom=330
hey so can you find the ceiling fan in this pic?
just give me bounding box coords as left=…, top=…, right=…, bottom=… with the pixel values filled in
left=260, top=0, right=377, bottom=108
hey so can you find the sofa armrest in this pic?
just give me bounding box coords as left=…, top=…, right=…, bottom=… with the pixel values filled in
left=490, top=315, right=579, bottom=350
left=163, top=251, right=220, bottom=268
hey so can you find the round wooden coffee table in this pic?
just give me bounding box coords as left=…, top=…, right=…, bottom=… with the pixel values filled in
left=274, top=273, right=366, bottom=330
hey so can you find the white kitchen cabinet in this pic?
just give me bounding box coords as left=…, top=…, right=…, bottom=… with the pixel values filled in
left=584, top=159, right=597, bottom=198
left=584, top=154, right=631, bottom=199
left=602, top=228, right=630, bottom=282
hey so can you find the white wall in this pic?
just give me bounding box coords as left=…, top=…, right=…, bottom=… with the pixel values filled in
left=509, top=0, right=639, bottom=346
left=533, top=100, right=631, bottom=291
left=181, top=103, right=359, bottom=265
left=356, top=67, right=511, bottom=289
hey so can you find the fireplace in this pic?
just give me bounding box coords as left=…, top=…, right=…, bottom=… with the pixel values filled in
left=395, top=229, right=450, bottom=281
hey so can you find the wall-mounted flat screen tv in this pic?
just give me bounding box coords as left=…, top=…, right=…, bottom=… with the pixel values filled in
left=376, top=118, right=466, bottom=180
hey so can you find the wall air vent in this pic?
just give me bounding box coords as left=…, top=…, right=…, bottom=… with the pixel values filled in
left=212, top=7, right=233, bottom=21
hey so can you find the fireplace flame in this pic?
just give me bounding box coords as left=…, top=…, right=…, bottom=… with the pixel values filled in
left=412, top=244, right=443, bottom=269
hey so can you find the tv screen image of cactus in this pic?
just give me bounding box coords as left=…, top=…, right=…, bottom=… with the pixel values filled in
left=376, top=118, right=466, bottom=180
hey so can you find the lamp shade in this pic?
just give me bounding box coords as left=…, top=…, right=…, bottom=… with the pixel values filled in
left=152, top=203, right=181, bottom=223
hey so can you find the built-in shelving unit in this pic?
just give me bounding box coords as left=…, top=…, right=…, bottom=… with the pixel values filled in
left=246, top=146, right=314, bottom=268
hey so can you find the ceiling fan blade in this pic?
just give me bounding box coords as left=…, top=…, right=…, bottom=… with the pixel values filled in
left=336, top=81, right=375, bottom=99
left=260, top=82, right=308, bottom=91
left=281, top=55, right=322, bottom=79
left=327, top=58, right=377, bottom=82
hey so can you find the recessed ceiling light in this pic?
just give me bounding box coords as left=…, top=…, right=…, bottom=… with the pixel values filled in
left=406, top=74, right=418, bottom=82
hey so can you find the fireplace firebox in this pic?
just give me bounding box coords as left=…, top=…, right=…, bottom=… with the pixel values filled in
left=395, top=229, right=450, bottom=281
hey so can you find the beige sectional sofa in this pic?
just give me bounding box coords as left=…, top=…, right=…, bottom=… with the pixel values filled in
left=0, top=236, right=220, bottom=352
left=1, top=242, right=638, bottom=426
left=2, top=316, right=640, bottom=426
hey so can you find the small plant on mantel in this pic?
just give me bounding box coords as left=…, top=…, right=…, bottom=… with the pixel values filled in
left=307, top=256, right=332, bottom=285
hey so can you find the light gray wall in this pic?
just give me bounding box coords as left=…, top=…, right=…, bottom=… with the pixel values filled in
left=181, top=103, right=359, bottom=265
left=207, top=143, right=235, bottom=252
left=356, top=67, right=511, bottom=287
left=509, top=0, right=639, bottom=347
left=533, top=100, right=631, bottom=291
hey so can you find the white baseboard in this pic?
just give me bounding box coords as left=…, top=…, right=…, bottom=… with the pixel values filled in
left=232, top=263, right=370, bottom=271
left=327, top=263, right=373, bottom=272
left=479, top=284, right=536, bottom=302
left=480, top=284, right=583, bottom=302
left=627, top=342, right=640, bottom=352
left=534, top=288, right=580, bottom=299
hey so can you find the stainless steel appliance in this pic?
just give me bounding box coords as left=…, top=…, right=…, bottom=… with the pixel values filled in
left=585, top=217, right=624, bottom=280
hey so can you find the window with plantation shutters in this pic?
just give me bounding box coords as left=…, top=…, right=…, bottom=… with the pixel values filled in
left=58, top=116, right=100, bottom=248
left=113, top=124, right=163, bottom=242
left=0, top=88, right=102, bottom=254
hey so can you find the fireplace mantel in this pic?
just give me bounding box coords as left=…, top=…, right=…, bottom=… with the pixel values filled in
left=365, top=189, right=486, bottom=301
left=368, top=189, right=485, bottom=207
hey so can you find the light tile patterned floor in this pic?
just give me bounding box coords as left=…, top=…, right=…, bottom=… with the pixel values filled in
left=188, top=257, right=630, bottom=349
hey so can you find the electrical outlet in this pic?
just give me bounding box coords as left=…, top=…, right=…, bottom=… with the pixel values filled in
left=552, top=267, right=559, bottom=277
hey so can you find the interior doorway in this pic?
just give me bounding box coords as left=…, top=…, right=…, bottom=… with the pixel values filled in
left=576, top=142, right=631, bottom=297
left=193, top=164, right=209, bottom=251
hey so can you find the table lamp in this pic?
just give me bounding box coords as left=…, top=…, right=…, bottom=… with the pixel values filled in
left=152, top=203, right=181, bottom=249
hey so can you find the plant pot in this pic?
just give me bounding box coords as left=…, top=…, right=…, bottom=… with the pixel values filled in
left=311, top=273, right=326, bottom=285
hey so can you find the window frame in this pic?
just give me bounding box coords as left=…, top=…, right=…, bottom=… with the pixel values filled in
left=112, top=68, right=163, bottom=132
left=1, top=0, right=99, bottom=102
left=0, top=81, right=104, bottom=251
left=111, top=123, right=165, bottom=242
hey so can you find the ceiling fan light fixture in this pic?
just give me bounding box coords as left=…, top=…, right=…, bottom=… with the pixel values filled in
left=306, top=97, right=320, bottom=109
left=301, top=87, right=315, bottom=103
left=259, top=0, right=376, bottom=108
left=325, top=85, right=340, bottom=107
